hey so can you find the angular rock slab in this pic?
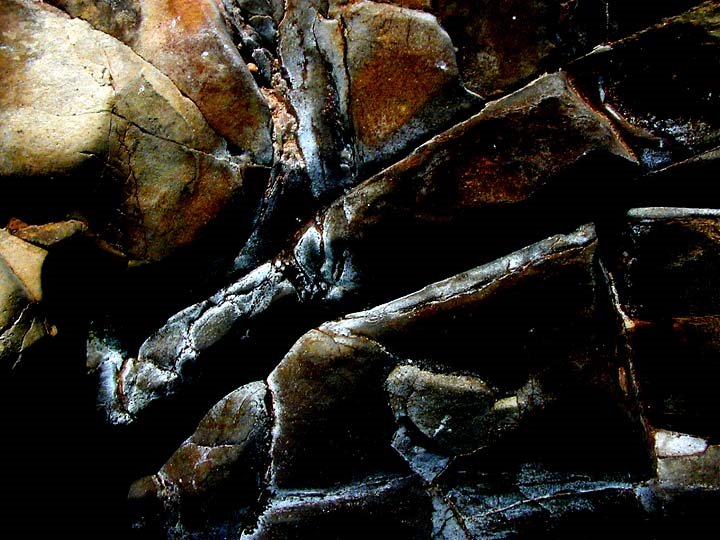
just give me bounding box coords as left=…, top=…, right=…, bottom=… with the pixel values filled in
left=652, top=428, right=720, bottom=489
left=0, top=229, right=51, bottom=370
left=268, top=224, right=641, bottom=489
left=48, top=0, right=273, bottom=163
left=612, top=208, right=720, bottom=439
left=0, top=0, right=257, bottom=262
left=128, top=381, right=271, bottom=538
left=246, top=475, right=432, bottom=539
left=569, top=1, right=720, bottom=170
left=107, top=71, right=638, bottom=425
left=340, top=0, right=479, bottom=168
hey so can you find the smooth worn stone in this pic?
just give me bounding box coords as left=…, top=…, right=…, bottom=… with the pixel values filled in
left=0, top=229, right=46, bottom=302
left=128, top=381, right=271, bottom=538
left=48, top=0, right=273, bottom=163
left=386, top=365, right=514, bottom=455
left=569, top=1, right=720, bottom=170
left=247, top=475, right=432, bottom=540
left=341, top=0, right=479, bottom=168
left=1, top=0, right=258, bottom=262
left=268, top=326, right=402, bottom=488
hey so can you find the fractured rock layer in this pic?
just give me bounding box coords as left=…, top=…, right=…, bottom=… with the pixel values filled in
left=1, top=0, right=720, bottom=537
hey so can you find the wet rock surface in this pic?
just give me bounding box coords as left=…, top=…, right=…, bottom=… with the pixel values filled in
left=2, top=0, right=720, bottom=538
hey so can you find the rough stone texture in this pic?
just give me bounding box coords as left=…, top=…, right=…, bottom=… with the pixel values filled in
left=108, top=71, right=638, bottom=425
left=2, top=1, right=720, bottom=537
left=128, top=381, right=271, bottom=538
left=0, top=229, right=51, bottom=369
left=48, top=0, right=273, bottom=163
left=1, top=0, right=257, bottom=262
left=386, top=365, right=500, bottom=455
left=266, top=225, right=644, bottom=489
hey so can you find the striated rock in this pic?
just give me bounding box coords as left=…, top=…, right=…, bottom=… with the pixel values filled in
left=48, top=0, right=273, bottom=163
left=267, top=224, right=645, bottom=489
left=107, top=71, right=639, bottom=425
left=128, top=381, right=271, bottom=538
left=1, top=0, right=259, bottom=262
left=248, top=475, right=432, bottom=539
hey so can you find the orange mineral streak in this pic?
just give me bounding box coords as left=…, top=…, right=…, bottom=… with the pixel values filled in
left=351, top=50, right=448, bottom=148
left=135, top=0, right=271, bottom=161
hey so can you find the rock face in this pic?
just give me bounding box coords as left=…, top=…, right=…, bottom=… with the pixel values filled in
left=106, top=71, right=637, bottom=425
left=2, top=0, right=720, bottom=538
left=48, top=0, right=274, bottom=163
left=0, top=229, right=51, bottom=369
left=128, top=381, right=271, bottom=537
left=1, top=0, right=258, bottom=262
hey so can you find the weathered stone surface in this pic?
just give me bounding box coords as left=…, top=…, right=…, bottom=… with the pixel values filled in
left=8, top=219, right=88, bottom=248
left=340, top=0, right=479, bottom=167
left=570, top=2, right=720, bottom=170
left=386, top=365, right=511, bottom=455
left=267, top=225, right=645, bottom=489
left=107, top=71, right=638, bottom=425
left=247, top=475, right=432, bottom=539
left=0, top=229, right=50, bottom=369
left=1, top=0, right=258, bottom=262
left=3, top=1, right=720, bottom=536
left=99, top=261, right=296, bottom=424
left=434, top=465, right=650, bottom=539
left=652, top=429, right=720, bottom=489
left=128, top=381, right=271, bottom=537
left=48, top=0, right=273, bottom=163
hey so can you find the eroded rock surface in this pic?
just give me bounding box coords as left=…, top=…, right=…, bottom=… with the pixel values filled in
left=2, top=1, right=720, bottom=537
left=108, top=71, right=638, bottom=424
left=1, top=0, right=258, bottom=262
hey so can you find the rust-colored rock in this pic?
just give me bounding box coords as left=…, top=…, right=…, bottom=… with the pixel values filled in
left=48, top=0, right=273, bottom=163
left=1, top=0, right=258, bottom=262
